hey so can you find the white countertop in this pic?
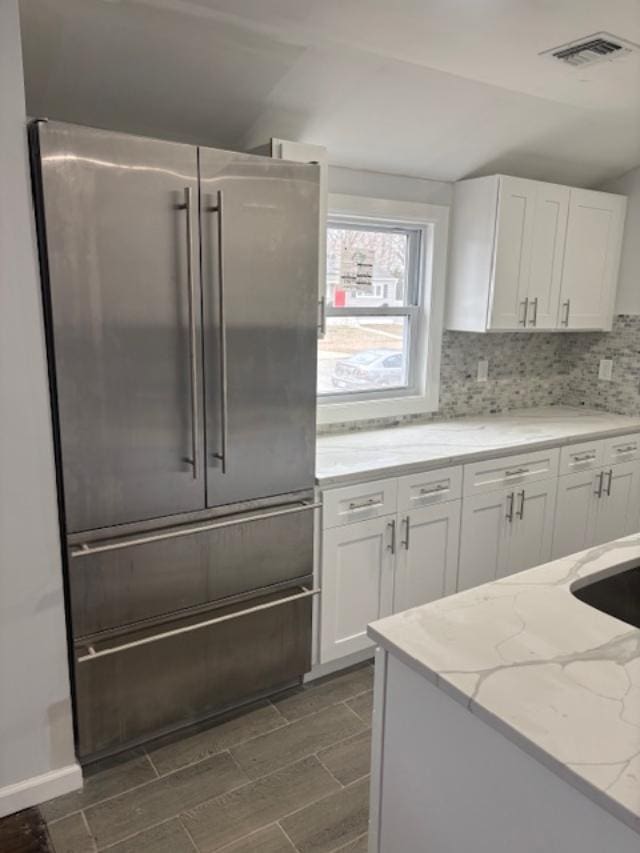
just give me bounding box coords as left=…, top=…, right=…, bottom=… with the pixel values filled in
left=316, top=406, right=640, bottom=487
left=368, top=536, right=640, bottom=833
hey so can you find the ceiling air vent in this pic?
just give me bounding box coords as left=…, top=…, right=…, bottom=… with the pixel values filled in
left=541, top=32, right=640, bottom=67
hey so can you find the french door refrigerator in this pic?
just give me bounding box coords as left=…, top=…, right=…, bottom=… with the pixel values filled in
left=30, top=120, right=320, bottom=759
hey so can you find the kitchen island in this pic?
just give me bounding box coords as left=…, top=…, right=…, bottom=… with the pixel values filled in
left=367, top=535, right=640, bottom=852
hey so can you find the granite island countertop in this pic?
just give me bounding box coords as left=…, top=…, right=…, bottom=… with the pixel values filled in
left=368, top=536, right=640, bottom=834
left=316, top=406, right=640, bottom=487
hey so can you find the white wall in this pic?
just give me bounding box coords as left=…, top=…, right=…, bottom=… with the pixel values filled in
left=328, top=164, right=452, bottom=207
left=0, top=0, right=80, bottom=815
left=601, top=165, right=640, bottom=315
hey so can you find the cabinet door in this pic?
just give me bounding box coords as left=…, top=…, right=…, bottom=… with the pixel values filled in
left=505, top=480, right=556, bottom=576
left=552, top=470, right=599, bottom=559
left=526, top=184, right=570, bottom=329
left=321, top=516, right=395, bottom=662
left=559, top=189, right=626, bottom=330
left=489, top=177, right=536, bottom=330
left=593, top=462, right=640, bottom=546
left=458, top=490, right=511, bottom=591
left=394, top=502, right=461, bottom=613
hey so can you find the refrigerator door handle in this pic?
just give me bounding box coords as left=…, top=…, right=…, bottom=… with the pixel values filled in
left=70, top=500, right=321, bottom=557
left=209, top=189, right=228, bottom=474
left=180, top=186, right=199, bottom=480
left=76, top=585, right=321, bottom=662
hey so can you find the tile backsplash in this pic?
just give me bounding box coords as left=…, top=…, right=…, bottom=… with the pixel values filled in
left=318, top=315, right=640, bottom=435
left=560, top=315, right=640, bottom=416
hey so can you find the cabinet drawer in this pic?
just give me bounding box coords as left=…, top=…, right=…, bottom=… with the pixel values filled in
left=397, top=466, right=462, bottom=511
left=322, top=478, right=398, bottom=528
left=559, top=440, right=603, bottom=475
left=603, top=433, right=640, bottom=466
left=463, top=448, right=559, bottom=496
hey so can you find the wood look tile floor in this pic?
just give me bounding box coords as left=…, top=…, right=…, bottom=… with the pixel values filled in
left=31, top=662, right=373, bottom=853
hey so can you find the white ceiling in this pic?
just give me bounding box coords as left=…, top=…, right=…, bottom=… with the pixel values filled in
left=19, top=0, right=640, bottom=186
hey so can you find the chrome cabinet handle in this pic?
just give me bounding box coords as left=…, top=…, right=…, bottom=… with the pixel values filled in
left=506, top=492, right=515, bottom=522
left=595, top=471, right=604, bottom=498
left=516, top=489, right=525, bottom=520
left=529, top=297, right=538, bottom=327
left=519, top=298, right=529, bottom=327
left=318, top=296, right=327, bottom=339
left=348, top=498, right=381, bottom=511
left=209, top=190, right=228, bottom=474
left=180, top=187, right=199, bottom=480
left=387, top=519, right=396, bottom=554
left=401, top=516, right=411, bottom=550
left=604, top=468, right=613, bottom=497
left=76, top=586, right=321, bottom=663
left=419, top=484, right=448, bottom=496
left=70, top=501, right=321, bottom=558
left=561, top=299, right=570, bottom=327
left=573, top=453, right=595, bottom=463
left=505, top=467, right=529, bottom=478
left=616, top=445, right=636, bottom=454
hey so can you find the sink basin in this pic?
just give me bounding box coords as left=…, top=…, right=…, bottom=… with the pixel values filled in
left=573, top=566, right=640, bottom=630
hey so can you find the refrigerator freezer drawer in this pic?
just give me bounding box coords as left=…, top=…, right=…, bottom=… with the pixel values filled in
left=74, top=584, right=315, bottom=759
left=69, top=501, right=315, bottom=637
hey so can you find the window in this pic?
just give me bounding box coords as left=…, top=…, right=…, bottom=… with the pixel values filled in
left=319, top=222, right=422, bottom=399
left=317, top=194, right=449, bottom=425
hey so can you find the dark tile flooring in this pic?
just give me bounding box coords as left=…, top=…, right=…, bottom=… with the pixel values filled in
left=29, top=662, right=373, bottom=853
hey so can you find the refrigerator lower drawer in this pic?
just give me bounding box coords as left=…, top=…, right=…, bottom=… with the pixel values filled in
left=74, top=584, right=314, bottom=759
left=68, top=501, right=315, bottom=636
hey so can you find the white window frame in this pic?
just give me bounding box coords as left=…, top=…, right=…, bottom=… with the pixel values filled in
left=317, top=193, right=449, bottom=426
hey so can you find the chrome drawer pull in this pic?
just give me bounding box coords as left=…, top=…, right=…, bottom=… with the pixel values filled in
left=71, top=501, right=321, bottom=558
left=77, top=586, right=321, bottom=663
left=572, top=453, right=595, bottom=463
left=419, top=484, right=448, bottom=495
left=348, top=498, right=382, bottom=511
left=505, top=468, right=529, bottom=477
left=616, top=445, right=636, bottom=454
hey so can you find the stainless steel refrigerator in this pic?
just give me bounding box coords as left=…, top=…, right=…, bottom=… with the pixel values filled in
left=30, top=120, right=320, bottom=759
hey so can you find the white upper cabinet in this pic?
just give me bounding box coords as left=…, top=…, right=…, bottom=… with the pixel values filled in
left=558, top=189, right=627, bottom=330
left=446, top=175, right=625, bottom=332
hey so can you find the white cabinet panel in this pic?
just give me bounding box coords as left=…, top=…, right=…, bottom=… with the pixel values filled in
left=552, top=469, right=599, bottom=559
left=323, top=477, right=398, bottom=528
left=463, top=447, right=559, bottom=497
left=489, top=177, right=536, bottom=330
left=558, top=440, right=603, bottom=476
left=593, top=461, right=640, bottom=546
left=504, top=481, right=556, bottom=575
left=603, top=433, right=640, bottom=466
left=397, top=466, right=462, bottom=512
left=527, top=183, right=570, bottom=329
left=560, top=189, right=626, bottom=330
left=458, top=489, right=511, bottom=591
left=321, top=515, right=395, bottom=662
left=394, top=501, right=460, bottom=613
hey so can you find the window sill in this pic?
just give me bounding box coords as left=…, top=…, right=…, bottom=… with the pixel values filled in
left=316, top=390, right=439, bottom=426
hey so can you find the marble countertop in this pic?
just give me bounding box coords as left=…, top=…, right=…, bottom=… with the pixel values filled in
left=316, top=406, right=640, bottom=486
left=368, top=536, right=640, bottom=833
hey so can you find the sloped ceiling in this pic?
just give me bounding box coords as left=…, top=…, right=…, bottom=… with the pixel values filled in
left=19, top=0, right=640, bottom=186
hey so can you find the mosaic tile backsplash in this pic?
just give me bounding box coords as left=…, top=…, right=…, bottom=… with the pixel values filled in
left=318, top=315, right=640, bottom=435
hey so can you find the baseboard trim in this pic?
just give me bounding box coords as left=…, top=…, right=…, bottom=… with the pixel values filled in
left=0, top=763, right=83, bottom=818
left=305, top=647, right=374, bottom=682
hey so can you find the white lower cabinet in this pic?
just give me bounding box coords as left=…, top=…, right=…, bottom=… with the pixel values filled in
left=320, top=515, right=395, bottom=662
left=457, top=480, right=556, bottom=591
left=394, top=501, right=460, bottom=613
left=319, top=435, right=640, bottom=665
left=553, top=460, right=640, bottom=559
